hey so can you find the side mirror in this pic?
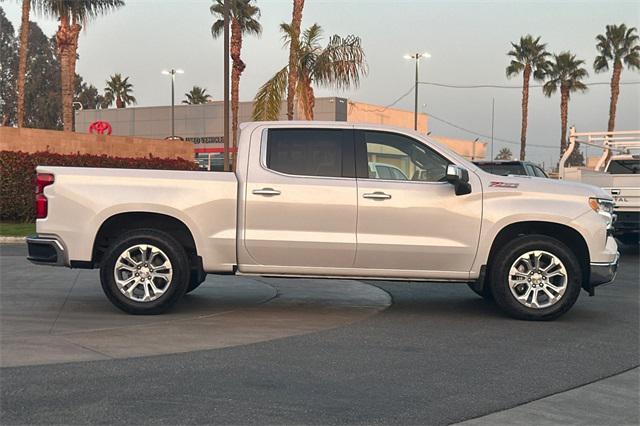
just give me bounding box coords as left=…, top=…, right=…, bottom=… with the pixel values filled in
left=446, top=165, right=472, bottom=196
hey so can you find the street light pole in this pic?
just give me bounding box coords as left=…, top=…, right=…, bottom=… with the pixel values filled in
left=404, top=52, right=430, bottom=131
left=162, top=68, right=184, bottom=139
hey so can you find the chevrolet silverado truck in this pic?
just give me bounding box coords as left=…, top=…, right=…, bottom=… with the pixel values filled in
left=27, top=122, right=619, bottom=320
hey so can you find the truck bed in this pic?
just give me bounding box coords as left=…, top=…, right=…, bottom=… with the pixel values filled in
left=35, top=166, right=238, bottom=272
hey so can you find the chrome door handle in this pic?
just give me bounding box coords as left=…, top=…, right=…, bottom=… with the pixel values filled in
left=252, top=188, right=281, bottom=196
left=363, top=191, right=392, bottom=200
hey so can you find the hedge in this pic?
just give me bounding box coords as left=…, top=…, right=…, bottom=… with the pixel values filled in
left=1, top=151, right=200, bottom=222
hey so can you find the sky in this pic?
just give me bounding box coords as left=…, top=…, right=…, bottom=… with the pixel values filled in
left=4, top=0, right=640, bottom=166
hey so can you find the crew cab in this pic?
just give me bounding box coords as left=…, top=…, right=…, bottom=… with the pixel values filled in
left=27, top=122, right=619, bottom=320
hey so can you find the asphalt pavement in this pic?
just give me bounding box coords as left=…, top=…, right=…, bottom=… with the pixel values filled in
left=0, top=243, right=638, bottom=425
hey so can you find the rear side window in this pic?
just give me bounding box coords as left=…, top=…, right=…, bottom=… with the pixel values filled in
left=266, top=129, right=353, bottom=178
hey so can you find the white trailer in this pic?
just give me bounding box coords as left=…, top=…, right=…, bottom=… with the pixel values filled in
left=560, top=127, right=640, bottom=244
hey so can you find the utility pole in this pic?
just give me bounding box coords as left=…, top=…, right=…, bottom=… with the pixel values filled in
left=223, top=0, right=230, bottom=171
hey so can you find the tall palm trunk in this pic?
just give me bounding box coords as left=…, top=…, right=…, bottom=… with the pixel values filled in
left=519, top=65, right=531, bottom=161
left=55, top=16, right=81, bottom=131
left=560, top=85, right=569, bottom=154
left=16, top=0, right=31, bottom=127
left=230, top=17, right=245, bottom=151
left=286, top=0, right=304, bottom=120
left=607, top=61, right=622, bottom=132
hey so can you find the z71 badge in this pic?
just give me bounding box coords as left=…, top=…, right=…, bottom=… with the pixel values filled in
left=489, top=181, right=520, bottom=188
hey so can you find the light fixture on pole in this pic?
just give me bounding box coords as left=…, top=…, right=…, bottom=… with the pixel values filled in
left=404, top=51, right=430, bottom=131
left=161, top=68, right=184, bottom=139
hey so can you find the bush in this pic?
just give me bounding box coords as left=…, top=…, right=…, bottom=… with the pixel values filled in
left=1, top=151, right=200, bottom=222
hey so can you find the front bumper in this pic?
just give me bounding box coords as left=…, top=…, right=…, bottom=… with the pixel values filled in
left=590, top=252, right=620, bottom=288
left=26, top=235, right=67, bottom=266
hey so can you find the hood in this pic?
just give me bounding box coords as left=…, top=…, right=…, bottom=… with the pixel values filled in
left=477, top=171, right=612, bottom=200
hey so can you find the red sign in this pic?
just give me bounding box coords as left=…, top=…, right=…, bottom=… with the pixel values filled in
left=89, top=121, right=112, bottom=135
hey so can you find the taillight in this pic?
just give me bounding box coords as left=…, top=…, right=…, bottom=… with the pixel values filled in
left=35, top=173, right=54, bottom=219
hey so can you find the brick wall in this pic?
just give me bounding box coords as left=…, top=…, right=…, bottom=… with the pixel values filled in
left=0, top=127, right=194, bottom=160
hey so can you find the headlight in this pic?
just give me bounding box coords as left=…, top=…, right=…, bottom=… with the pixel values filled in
left=589, top=197, right=615, bottom=225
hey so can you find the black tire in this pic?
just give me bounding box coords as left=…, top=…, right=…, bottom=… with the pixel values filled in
left=467, top=282, right=493, bottom=300
left=489, top=235, right=582, bottom=321
left=186, top=270, right=206, bottom=294
left=100, top=229, right=190, bottom=314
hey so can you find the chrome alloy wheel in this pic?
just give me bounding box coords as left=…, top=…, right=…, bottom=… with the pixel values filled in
left=508, top=250, right=568, bottom=309
left=113, top=244, right=173, bottom=302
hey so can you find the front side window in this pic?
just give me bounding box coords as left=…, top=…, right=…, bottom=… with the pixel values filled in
left=266, top=129, right=350, bottom=178
left=360, top=131, right=450, bottom=182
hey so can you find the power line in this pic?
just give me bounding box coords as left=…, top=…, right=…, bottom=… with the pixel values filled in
left=423, top=110, right=559, bottom=150
left=348, top=85, right=414, bottom=113
left=419, top=81, right=640, bottom=89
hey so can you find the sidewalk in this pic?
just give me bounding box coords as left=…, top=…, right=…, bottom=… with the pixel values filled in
left=458, top=367, right=640, bottom=425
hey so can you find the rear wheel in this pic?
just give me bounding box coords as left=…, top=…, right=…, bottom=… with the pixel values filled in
left=489, top=235, right=582, bottom=321
left=100, top=229, right=190, bottom=314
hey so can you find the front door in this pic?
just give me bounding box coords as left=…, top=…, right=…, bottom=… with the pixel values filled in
left=243, top=127, right=357, bottom=270
left=354, top=130, right=482, bottom=277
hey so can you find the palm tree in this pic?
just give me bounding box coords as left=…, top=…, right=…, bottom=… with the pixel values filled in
left=506, top=35, right=549, bottom=161
left=103, top=73, right=136, bottom=108
left=543, top=52, right=589, bottom=153
left=253, top=24, right=367, bottom=121
left=44, top=0, right=124, bottom=130
left=183, top=86, right=212, bottom=105
left=594, top=24, right=640, bottom=132
left=16, top=0, right=36, bottom=127
left=286, top=0, right=305, bottom=120
left=211, top=0, right=261, bottom=148
left=495, top=147, right=513, bottom=160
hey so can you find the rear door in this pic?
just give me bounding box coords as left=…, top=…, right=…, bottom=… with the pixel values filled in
left=354, top=129, right=482, bottom=277
left=243, top=127, right=357, bottom=269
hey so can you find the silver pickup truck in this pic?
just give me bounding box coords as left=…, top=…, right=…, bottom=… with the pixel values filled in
left=27, top=122, right=619, bottom=320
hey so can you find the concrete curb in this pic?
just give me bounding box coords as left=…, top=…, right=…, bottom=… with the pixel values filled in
left=0, top=237, right=26, bottom=244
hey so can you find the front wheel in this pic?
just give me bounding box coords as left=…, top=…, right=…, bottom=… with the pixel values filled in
left=100, top=229, right=190, bottom=314
left=489, top=235, right=582, bottom=321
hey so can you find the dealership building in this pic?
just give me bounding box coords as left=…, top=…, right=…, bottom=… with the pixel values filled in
left=75, top=97, right=485, bottom=169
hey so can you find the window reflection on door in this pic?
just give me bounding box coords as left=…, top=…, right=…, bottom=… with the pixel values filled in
left=363, top=131, right=450, bottom=182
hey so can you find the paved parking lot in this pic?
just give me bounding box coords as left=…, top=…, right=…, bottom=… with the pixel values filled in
left=0, top=243, right=638, bottom=425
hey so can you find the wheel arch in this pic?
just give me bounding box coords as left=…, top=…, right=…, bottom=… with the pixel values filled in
left=91, top=212, right=200, bottom=268
left=485, top=221, right=591, bottom=292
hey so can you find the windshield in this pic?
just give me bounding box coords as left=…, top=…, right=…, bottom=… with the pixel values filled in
left=608, top=159, right=640, bottom=174
left=475, top=163, right=527, bottom=176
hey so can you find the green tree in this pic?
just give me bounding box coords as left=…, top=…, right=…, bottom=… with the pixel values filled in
left=543, top=52, right=589, bottom=153
left=594, top=24, right=640, bottom=132
left=506, top=35, right=550, bottom=161
left=182, top=86, right=212, bottom=105
left=43, top=0, right=124, bottom=130
left=23, top=28, right=62, bottom=129
left=253, top=24, right=367, bottom=121
left=211, top=0, right=261, bottom=148
left=103, top=73, right=136, bottom=108
left=495, top=147, right=513, bottom=160
left=75, top=74, right=105, bottom=109
left=0, top=6, right=18, bottom=126
left=285, top=0, right=304, bottom=120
